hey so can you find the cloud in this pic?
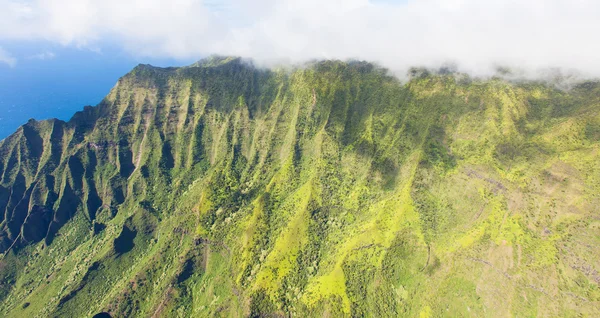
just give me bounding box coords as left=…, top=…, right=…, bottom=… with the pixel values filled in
left=0, top=46, right=16, bottom=67
left=27, top=50, right=56, bottom=60
left=1, top=0, right=599, bottom=77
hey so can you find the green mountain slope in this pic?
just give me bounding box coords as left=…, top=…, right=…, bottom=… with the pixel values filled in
left=0, top=58, right=599, bottom=317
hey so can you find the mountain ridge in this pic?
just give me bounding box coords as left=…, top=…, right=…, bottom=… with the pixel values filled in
left=0, top=57, right=599, bottom=317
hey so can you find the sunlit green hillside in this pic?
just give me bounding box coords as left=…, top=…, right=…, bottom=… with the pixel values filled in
left=0, top=57, right=599, bottom=317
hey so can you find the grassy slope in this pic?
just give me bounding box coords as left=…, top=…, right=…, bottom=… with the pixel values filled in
left=0, top=58, right=599, bottom=317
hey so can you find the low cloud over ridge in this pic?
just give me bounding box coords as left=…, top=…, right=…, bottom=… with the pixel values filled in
left=1, top=0, right=599, bottom=77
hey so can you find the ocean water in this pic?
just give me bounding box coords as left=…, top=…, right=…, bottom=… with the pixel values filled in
left=0, top=44, right=192, bottom=140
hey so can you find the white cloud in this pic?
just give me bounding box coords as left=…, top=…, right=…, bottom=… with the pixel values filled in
left=0, top=0, right=599, bottom=77
left=0, top=46, right=16, bottom=67
left=27, top=50, right=56, bottom=60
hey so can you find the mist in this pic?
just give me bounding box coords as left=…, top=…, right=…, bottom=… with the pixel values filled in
left=1, top=0, right=599, bottom=79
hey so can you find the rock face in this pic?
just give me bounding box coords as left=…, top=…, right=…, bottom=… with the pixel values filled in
left=0, top=57, right=599, bottom=317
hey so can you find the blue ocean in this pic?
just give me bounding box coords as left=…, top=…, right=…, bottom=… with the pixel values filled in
left=0, top=45, right=191, bottom=140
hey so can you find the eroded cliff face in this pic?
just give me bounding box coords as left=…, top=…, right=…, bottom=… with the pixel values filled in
left=0, top=58, right=599, bottom=317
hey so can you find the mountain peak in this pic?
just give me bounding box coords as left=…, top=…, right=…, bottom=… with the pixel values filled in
left=189, top=55, right=247, bottom=68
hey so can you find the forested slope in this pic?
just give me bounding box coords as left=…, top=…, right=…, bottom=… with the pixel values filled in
left=0, top=57, right=599, bottom=317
